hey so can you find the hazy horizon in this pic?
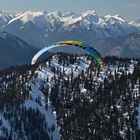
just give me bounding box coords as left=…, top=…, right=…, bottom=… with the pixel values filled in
left=0, top=0, right=140, bottom=20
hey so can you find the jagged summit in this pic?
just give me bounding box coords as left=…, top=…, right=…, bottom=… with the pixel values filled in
left=7, top=10, right=32, bottom=24
left=82, top=10, right=97, bottom=16
left=1, top=9, right=138, bottom=33
left=48, top=10, right=62, bottom=18
left=105, top=14, right=126, bottom=22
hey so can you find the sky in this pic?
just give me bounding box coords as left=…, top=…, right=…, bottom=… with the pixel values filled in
left=0, top=0, right=140, bottom=20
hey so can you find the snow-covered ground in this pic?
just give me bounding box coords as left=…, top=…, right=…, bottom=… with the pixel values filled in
left=0, top=55, right=139, bottom=139
left=0, top=113, right=10, bottom=136
left=138, top=104, right=140, bottom=128
left=23, top=55, right=92, bottom=139
left=98, top=60, right=137, bottom=83
left=24, top=80, right=60, bottom=140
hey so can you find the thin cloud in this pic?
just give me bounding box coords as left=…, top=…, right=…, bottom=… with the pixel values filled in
left=126, top=3, right=140, bottom=8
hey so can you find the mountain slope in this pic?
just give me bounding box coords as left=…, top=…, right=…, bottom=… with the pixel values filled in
left=0, top=64, right=60, bottom=140
left=0, top=32, right=38, bottom=70
left=93, top=33, right=140, bottom=57
left=0, top=54, right=140, bottom=139
left=0, top=10, right=139, bottom=48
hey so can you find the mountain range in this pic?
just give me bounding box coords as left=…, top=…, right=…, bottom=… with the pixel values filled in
left=0, top=9, right=140, bottom=66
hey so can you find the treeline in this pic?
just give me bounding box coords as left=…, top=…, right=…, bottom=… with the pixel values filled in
left=0, top=64, right=51, bottom=140
left=47, top=55, right=140, bottom=140
left=0, top=54, right=140, bottom=140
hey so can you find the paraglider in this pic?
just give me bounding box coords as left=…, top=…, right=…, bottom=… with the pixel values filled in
left=31, top=40, right=104, bottom=68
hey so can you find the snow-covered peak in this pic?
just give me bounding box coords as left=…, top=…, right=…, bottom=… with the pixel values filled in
left=0, top=9, right=139, bottom=42
left=113, top=15, right=126, bottom=22
left=105, top=14, right=126, bottom=23
left=48, top=10, right=62, bottom=19
left=7, top=10, right=52, bottom=28
left=61, top=10, right=100, bottom=27
left=19, top=11, right=45, bottom=24
left=82, top=10, right=96, bottom=17
left=80, top=10, right=100, bottom=24
left=63, top=12, right=78, bottom=18
left=8, top=10, right=32, bottom=24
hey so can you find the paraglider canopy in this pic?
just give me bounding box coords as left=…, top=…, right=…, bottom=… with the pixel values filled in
left=31, top=40, right=104, bottom=68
